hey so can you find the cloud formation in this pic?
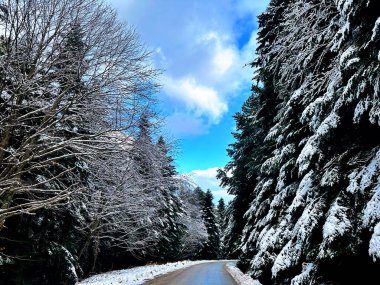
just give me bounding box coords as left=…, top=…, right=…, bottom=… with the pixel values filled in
left=109, top=0, right=269, bottom=137
left=164, top=76, right=228, bottom=122
left=187, top=167, right=234, bottom=202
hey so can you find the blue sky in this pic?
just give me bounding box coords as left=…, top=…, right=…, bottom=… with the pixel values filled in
left=108, top=0, right=270, bottom=202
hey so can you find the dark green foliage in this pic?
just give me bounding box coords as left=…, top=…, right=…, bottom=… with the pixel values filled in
left=217, top=83, right=278, bottom=259
left=157, top=136, right=177, bottom=177
left=0, top=206, right=88, bottom=285
left=216, top=198, right=225, bottom=230
left=194, top=186, right=206, bottom=205
left=133, top=114, right=154, bottom=177
left=0, top=19, right=92, bottom=285
left=197, top=189, right=220, bottom=259
left=154, top=136, right=185, bottom=260
left=133, top=123, right=186, bottom=262
left=223, top=0, right=380, bottom=284
left=55, top=23, right=86, bottom=93
left=154, top=188, right=186, bottom=261
left=217, top=198, right=227, bottom=258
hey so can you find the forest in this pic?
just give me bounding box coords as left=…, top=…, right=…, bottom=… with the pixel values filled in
left=0, top=0, right=225, bottom=284
left=1, top=0, right=380, bottom=284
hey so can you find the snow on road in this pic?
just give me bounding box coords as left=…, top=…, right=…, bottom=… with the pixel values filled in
left=226, top=262, right=262, bottom=285
left=77, top=260, right=215, bottom=285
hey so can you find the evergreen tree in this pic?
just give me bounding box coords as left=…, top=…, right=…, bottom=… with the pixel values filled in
left=217, top=83, right=277, bottom=260
left=217, top=198, right=227, bottom=258
left=198, top=189, right=220, bottom=259
left=226, top=0, right=380, bottom=284
left=0, top=19, right=92, bottom=285
left=176, top=183, right=208, bottom=259
left=157, top=136, right=177, bottom=177
left=132, top=114, right=161, bottom=182
left=194, top=186, right=206, bottom=205
left=217, top=198, right=226, bottom=230
left=55, top=23, right=86, bottom=93
left=154, top=136, right=185, bottom=261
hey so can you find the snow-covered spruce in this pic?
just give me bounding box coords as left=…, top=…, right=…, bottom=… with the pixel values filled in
left=221, top=0, right=380, bottom=284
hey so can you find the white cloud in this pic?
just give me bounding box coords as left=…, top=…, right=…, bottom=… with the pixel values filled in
left=187, top=167, right=234, bottom=202
left=212, top=189, right=233, bottom=203
left=164, top=76, right=228, bottom=123
left=214, top=47, right=236, bottom=75
left=191, top=167, right=221, bottom=184
left=108, top=0, right=270, bottom=137
left=198, top=31, right=236, bottom=76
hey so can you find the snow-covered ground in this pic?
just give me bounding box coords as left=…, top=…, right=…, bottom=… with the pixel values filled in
left=226, top=262, right=262, bottom=285
left=77, top=260, right=215, bottom=285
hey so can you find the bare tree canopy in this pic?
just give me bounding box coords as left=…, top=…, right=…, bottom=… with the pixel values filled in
left=0, top=0, right=158, bottom=227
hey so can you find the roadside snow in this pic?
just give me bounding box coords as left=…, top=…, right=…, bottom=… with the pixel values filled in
left=77, top=260, right=214, bottom=285
left=226, top=262, right=262, bottom=285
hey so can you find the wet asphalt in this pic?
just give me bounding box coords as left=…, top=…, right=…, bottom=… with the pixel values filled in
left=143, top=261, right=238, bottom=285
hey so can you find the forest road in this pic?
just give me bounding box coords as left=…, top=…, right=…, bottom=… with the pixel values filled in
left=143, top=261, right=237, bottom=285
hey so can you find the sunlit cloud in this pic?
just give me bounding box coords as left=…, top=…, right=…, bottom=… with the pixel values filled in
left=187, top=167, right=234, bottom=202
left=164, top=76, right=228, bottom=122
left=214, top=47, right=236, bottom=75
left=212, top=189, right=233, bottom=203
left=191, top=167, right=221, bottom=187
left=198, top=31, right=237, bottom=76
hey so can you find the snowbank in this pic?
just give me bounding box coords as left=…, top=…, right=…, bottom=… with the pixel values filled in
left=77, top=260, right=214, bottom=285
left=226, top=262, right=262, bottom=285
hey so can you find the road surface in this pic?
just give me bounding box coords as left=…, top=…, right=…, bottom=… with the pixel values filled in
left=143, top=261, right=237, bottom=285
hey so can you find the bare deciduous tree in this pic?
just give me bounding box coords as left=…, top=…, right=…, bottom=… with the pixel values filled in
left=0, top=0, right=159, bottom=230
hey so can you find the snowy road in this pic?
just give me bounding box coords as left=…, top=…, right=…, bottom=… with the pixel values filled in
left=143, top=261, right=237, bottom=285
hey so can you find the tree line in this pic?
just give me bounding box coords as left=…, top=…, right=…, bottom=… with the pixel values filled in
left=219, top=0, right=380, bottom=284
left=0, top=0, right=226, bottom=284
